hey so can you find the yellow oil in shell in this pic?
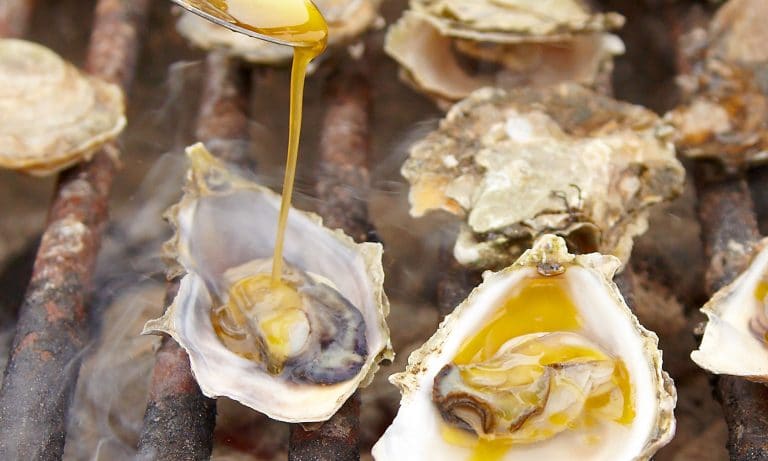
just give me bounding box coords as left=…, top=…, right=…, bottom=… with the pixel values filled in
left=193, top=0, right=329, bottom=358
left=446, top=276, right=636, bottom=461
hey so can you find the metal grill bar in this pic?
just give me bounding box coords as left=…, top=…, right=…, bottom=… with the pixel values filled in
left=0, top=1, right=148, bottom=458
left=138, top=49, right=252, bottom=460
left=0, top=0, right=34, bottom=38
left=287, top=59, right=376, bottom=461
left=693, top=164, right=768, bottom=460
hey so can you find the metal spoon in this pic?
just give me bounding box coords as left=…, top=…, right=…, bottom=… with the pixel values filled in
left=170, top=0, right=296, bottom=47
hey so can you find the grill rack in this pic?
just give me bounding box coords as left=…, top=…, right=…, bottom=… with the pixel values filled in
left=1, top=0, right=768, bottom=460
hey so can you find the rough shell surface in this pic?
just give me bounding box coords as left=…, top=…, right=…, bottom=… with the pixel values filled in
left=0, top=39, right=126, bottom=176
left=384, top=0, right=625, bottom=105
left=402, top=84, right=685, bottom=270
left=176, top=0, right=381, bottom=65
left=692, top=237, right=768, bottom=381
left=665, top=0, right=768, bottom=169
left=372, top=235, right=676, bottom=461
left=143, top=143, right=393, bottom=423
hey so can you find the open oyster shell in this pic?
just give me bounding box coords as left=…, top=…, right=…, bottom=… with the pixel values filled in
left=403, top=84, right=685, bottom=270
left=385, top=0, right=625, bottom=106
left=176, top=0, right=382, bottom=65
left=0, top=39, right=126, bottom=176
left=664, top=0, right=768, bottom=170
left=692, top=238, right=768, bottom=381
left=143, top=143, right=392, bottom=422
left=372, top=235, right=676, bottom=461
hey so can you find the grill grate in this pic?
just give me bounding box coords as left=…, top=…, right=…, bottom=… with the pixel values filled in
left=0, top=1, right=767, bottom=460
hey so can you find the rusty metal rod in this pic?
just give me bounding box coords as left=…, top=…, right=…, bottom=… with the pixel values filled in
left=693, top=163, right=768, bottom=460
left=0, top=0, right=34, bottom=38
left=137, top=50, right=251, bottom=460
left=0, top=0, right=148, bottom=459
left=287, top=62, right=375, bottom=461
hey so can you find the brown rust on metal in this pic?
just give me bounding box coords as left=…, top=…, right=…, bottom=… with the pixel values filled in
left=315, top=65, right=374, bottom=243
left=138, top=51, right=252, bottom=461
left=137, top=281, right=217, bottom=461
left=0, top=0, right=34, bottom=38
left=0, top=0, right=148, bottom=458
left=289, top=395, right=360, bottom=461
left=693, top=162, right=768, bottom=460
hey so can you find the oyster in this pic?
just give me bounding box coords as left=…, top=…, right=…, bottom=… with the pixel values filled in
left=691, top=238, right=768, bottom=380
left=385, top=0, right=625, bottom=106
left=0, top=39, right=126, bottom=176
left=372, top=235, right=676, bottom=461
left=403, top=84, right=685, bottom=270
left=665, top=0, right=768, bottom=169
left=176, top=0, right=382, bottom=65
left=143, top=143, right=392, bottom=422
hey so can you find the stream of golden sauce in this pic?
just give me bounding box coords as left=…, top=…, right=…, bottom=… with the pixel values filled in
left=189, top=0, right=329, bottom=359
left=446, top=276, right=635, bottom=461
left=186, top=0, right=328, bottom=286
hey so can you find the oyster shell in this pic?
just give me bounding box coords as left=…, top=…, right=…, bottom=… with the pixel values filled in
left=176, top=0, right=382, bottom=65
left=385, top=0, right=625, bottom=106
left=665, top=0, right=768, bottom=169
left=0, top=39, right=126, bottom=176
left=143, top=143, right=392, bottom=422
left=372, top=235, right=676, bottom=461
left=403, top=84, right=685, bottom=270
left=691, top=238, right=768, bottom=381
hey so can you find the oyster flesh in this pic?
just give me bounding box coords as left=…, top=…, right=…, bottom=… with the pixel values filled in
left=143, top=143, right=392, bottom=422
left=176, top=0, right=382, bottom=65
left=403, top=84, right=685, bottom=270
left=665, top=0, right=768, bottom=170
left=373, top=235, right=676, bottom=461
left=0, top=39, right=125, bottom=176
left=692, top=238, right=768, bottom=381
left=385, top=0, right=625, bottom=106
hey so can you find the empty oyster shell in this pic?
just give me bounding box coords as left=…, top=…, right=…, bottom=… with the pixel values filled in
left=385, top=0, right=625, bottom=106
left=692, top=238, right=768, bottom=381
left=176, top=0, right=381, bottom=65
left=403, top=84, right=685, bottom=270
left=143, top=143, right=392, bottom=422
left=0, top=39, right=125, bottom=176
left=665, top=0, right=768, bottom=170
left=372, top=235, right=676, bottom=461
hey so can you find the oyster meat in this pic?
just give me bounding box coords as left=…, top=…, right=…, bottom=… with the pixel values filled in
left=0, top=39, right=125, bottom=176
left=403, top=84, right=685, bottom=270
left=692, top=238, right=768, bottom=380
left=373, top=235, right=676, bottom=461
left=176, top=0, right=381, bottom=65
left=143, top=143, right=392, bottom=422
left=665, top=0, right=768, bottom=169
left=385, top=0, right=625, bottom=106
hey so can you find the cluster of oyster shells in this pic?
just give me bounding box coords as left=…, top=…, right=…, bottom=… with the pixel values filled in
left=402, top=83, right=685, bottom=269
left=176, top=0, right=382, bottom=65
left=385, top=0, right=626, bottom=106
left=664, top=0, right=768, bottom=170
left=143, top=143, right=392, bottom=422
left=0, top=39, right=125, bottom=176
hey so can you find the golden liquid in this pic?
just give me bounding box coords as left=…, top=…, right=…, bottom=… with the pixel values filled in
left=187, top=0, right=329, bottom=361
left=447, top=276, right=635, bottom=461
left=186, top=0, right=329, bottom=286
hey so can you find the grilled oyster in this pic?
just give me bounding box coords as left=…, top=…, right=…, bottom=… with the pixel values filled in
left=176, top=0, right=381, bottom=65
left=403, top=84, right=685, bottom=270
left=385, top=0, right=625, bottom=107
left=0, top=39, right=125, bottom=176
left=143, top=143, right=392, bottom=422
left=372, top=235, right=676, bottom=461
left=692, top=238, right=768, bottom=380
left=665, top=0, right=768, bottom=170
